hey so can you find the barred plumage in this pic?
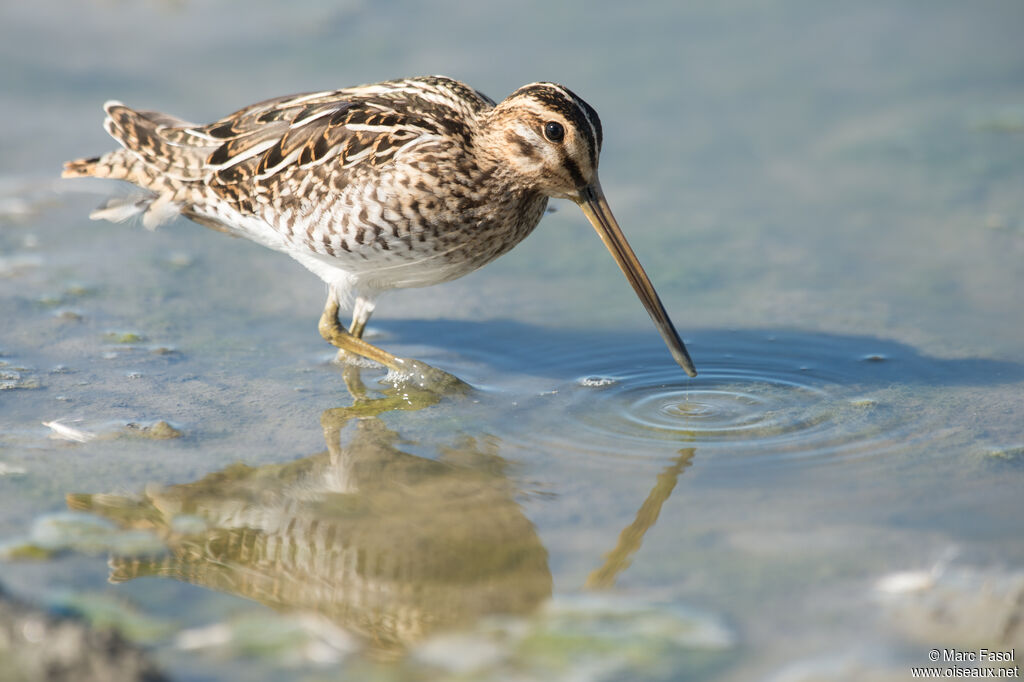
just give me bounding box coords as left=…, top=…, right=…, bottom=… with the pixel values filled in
left=67, top=410, right=552, bottom=657
left=64, top=75, right=695, bottom=386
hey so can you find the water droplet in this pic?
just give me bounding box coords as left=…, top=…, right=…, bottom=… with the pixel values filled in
left=578, top=376, right=617, bottom=387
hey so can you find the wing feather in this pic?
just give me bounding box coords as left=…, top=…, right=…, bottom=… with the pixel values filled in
left=93, top=76, right=496, bottom=213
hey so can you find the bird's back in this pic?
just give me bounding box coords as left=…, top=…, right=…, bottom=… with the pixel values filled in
left=63, top=77, right=548, bottom=289
left=64, top=77, right=493, bottom=223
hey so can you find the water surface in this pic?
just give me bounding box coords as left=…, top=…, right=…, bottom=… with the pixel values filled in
left=2, top=2, right=1023, bottom=681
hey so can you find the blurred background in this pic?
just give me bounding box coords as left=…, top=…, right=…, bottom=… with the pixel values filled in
left=1, top=2, right=1022, bottom=681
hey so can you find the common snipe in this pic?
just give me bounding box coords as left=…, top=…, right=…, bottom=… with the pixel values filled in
left=64, top=76, right=697, bottom=385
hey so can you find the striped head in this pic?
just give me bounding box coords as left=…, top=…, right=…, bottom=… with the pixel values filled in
left=485, top=82, right=603, bottom=200
left=483, top=82, right=698, bottom=378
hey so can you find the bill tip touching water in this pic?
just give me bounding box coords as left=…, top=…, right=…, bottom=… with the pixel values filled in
left=62, top=76, right=697, bottom=383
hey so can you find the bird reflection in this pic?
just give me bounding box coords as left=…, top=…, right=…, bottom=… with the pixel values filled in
left=586, top=448, right=695, bottom=590
left=66, top=367, right=551, bottom=658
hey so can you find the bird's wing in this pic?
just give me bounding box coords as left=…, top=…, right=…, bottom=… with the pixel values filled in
left=185, top=78, right=494, bottom=190
left=99, top=77, right=494, bottom=190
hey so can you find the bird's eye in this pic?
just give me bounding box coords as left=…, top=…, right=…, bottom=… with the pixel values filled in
left=543, top=121, right=565, bottom=143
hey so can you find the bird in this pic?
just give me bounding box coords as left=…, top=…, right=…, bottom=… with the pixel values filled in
left=63, top=75, right=697, bottom=386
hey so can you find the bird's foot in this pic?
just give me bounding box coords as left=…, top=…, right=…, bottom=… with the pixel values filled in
left=333, top=349, right=470, bottom=395
left=384, top=356, right=473, bottom=395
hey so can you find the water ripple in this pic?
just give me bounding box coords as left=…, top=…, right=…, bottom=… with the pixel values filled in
left=484, top=330, right=954, bottom=468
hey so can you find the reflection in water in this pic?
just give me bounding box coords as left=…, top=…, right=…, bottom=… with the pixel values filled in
left=586, top=448, right=695, bottom=590
left=67, top=369, right=552, bottom=658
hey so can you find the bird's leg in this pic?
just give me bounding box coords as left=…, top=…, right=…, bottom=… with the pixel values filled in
left=318, top=289, right=398, bottom=368
left=347, top=295, right=375, bottom=339
left=317, top=289, right=470, bottom=393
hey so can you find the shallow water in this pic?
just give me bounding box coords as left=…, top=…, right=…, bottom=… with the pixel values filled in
left=2, top=1, right=1024, bottom=681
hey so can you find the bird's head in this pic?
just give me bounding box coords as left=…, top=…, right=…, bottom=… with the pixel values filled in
left=482, top=83, right=697, bottom=377
left=485, top=82, right=603, bottom=200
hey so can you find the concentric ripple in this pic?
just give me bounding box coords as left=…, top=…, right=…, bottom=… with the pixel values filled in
left=485, top=330, right=952, bottom=468
left=567, top=364, right=855, bottom=463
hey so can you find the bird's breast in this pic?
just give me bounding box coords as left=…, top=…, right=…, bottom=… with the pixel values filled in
left=266, top=162, right=549, bottom=290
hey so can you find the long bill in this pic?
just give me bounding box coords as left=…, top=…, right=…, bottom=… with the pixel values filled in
left=576, top=181, right=698, bottom=377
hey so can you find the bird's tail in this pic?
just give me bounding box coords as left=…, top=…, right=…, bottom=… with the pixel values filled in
left=61, top=155, right=105, bottom=178
left=62, top=150, right=172, bottom=227
left=62, top=100, right=199, bottom=229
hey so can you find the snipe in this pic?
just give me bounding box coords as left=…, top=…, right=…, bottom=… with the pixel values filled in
left=64, top=76, right=696, bottom=386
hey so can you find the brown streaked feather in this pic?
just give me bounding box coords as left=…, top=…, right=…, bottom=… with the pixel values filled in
left=61, top=77, right=701, bottom=375
left=62, top=155, right=103, bottom=178
left=209, top=101, right=436, bottom=178
left=66, top=77, right=497, bottom=198
left=99, top=102, right=212, bottom=181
